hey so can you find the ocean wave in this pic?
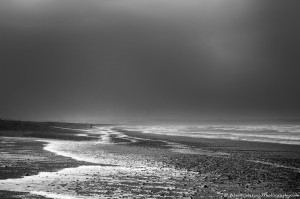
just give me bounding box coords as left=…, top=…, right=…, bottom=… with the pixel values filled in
left=120, top=124, right=300, bottom=145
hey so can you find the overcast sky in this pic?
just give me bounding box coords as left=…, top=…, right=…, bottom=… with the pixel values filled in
left=0, top=0, right=300, bottom=122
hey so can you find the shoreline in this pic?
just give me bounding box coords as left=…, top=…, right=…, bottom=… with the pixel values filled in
left=0, top=123, right=300, bottom=198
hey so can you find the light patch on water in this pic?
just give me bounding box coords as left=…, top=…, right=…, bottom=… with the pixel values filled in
left=164, top=141, right=228, bottom=156
left=43, top=140, right=103, bottom=164
left=76, top=134, right=88, bottom=137
left=248, top=160, right=300, bottom=173
left=51, top=126, right=93, bottom=132
left=30, top=191, right=94, bottom=199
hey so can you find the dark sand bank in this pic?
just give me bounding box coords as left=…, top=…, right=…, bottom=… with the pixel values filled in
left=0, top=120, right=98, bottom=141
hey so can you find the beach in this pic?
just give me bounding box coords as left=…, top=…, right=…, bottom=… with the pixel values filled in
left=0, top=121, right=299, bottom=198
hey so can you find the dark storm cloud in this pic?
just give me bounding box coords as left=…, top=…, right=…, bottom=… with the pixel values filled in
left=0, top=0, right=300, bottom=121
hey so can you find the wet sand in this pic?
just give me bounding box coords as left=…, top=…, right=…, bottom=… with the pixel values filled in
left=0, top=121, right=97, bottom=198
left=118, top=129, right=300, bottom=198
left=0, top=121, right=299, bottom=198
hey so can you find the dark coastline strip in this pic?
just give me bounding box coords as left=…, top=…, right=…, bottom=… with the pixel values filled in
left=0, top=190, right=49, bottom=199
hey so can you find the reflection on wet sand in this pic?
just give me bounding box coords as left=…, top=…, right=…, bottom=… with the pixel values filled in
left=2, top=165, right=199, bottom=198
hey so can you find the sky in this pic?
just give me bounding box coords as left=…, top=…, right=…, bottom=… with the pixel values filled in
left=0, top=0, right=300, bottom=122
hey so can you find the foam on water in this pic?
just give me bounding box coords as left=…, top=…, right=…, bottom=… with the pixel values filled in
left=247, top=160, right=300, bottom=173
left=30, top=191, right=93, bottom=199
left=76, top=134, right=88, bottom=137
left=51, top=126, right=93, bottom=132
left=120, top=124, right=300, bottom=145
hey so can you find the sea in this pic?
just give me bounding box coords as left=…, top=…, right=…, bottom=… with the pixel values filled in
left=120, top=123, right=300, bottom=145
